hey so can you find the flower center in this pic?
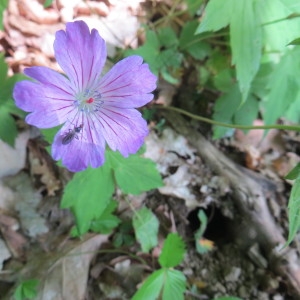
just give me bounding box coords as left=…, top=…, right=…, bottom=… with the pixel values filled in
left=74, top=89, right=104, bottom=113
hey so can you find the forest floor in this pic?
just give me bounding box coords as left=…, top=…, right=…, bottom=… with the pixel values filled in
left=0, top=0, right=300, bottom=299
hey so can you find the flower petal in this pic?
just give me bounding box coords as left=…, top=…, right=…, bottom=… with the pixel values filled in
left=96, top=107, right=148, bottom=156
left=52, top=115, right=106, bottom=172
left=13, top=67, right=76, bottom=128
left=99, top=55, right=157, bottom=108
left=54, top=21, right=106, bottom=92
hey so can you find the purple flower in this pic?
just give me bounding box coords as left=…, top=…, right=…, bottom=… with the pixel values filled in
left=13, top=21, right=157, bottom=172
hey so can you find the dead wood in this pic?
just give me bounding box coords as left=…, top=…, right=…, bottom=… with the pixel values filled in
left=163, top=110, right=300, bottom=298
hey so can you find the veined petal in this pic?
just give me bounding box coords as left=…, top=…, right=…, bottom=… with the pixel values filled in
left=96, top=107, right=148, bottom=156
left=25, top=66, right=74, bottom=94
left=54, top=21, right=106, bottom=92
left=13, top=67, right=76, bottom=128
left=99, top=55, right=157, bottom=108
left=52, top=116, right=106, bottom=172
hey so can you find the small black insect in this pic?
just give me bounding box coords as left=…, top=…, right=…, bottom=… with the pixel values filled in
left=62, top=124, right=83, bottom=145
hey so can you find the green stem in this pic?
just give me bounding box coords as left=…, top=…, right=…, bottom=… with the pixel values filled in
left=158, top=106, right=300, bottom=131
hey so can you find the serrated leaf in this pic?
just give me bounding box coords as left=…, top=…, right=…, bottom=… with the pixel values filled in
left=133, top=207, right=159, bottom=253
left=179, top=20, right=211, bottom=60
left=125, top=28, right=182, bottom=84
left=233, top=94, right=259, bottom=128
left=263, top=48, right=300, bottom=125
left=61, top=165, right=115, bottom=235
left=125, top=30, right=160, bottom=75
left=132, top=269, right=165, bottom=300
left=132, top=269, right=186, bottom=300
left=162, top=269, right=186, bottom=300
left=195, top=0, right=232, bottom=34
left=285, top=163, right=300, bottom=180
left=158, top=27, right=178, bottom=48
left=212, top=84, right=241, bottom=139
left=256, top=0, right=300, bottom=51
left=90, top=200, right=120, bottom=234
left=108, top=151, right=163, bottom=195
left=186, top=0, right=204, bottom=16
left=14, top=279, right=39, bottom=300
left=230, top=0, right=262, bottom=101
left=287, top=178, right=300, bottom=245
left=159, top=233, right=186, bottom=268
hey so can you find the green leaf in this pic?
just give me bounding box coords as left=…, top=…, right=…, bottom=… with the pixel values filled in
left=179, top=20, right=211, bottom=60
left=256, top=0, right=300, bottom=51
left=43, top=0, right=53, bottom=7
left=0, top=108, right=18, bottom=146
left=132, top=269, right=186, bottom=300
left=133, top=207, right=159, bottom=253
left=233, top=94, right=259, bottom=128
left=90, top=200, right=120, bottom=234
left=213, top=297, right=243, bottom=300
left=212, top=84, right=241, bottom=139
left=195, top=0, right=232, bottom=34
left=161, top=269, right=186, bottom=300
left=40, top=125, right=62, bottom=145
left=0, top=55, right=27, bottom=146
left=263, top=48, right=300, bottom=125
left=287, top=178, right=300, bottom=245
left=0, top=0, right=8, bottom=31
left=158, top=27, right=178, bottom=48
left=14, top=279, right=39, bottom=300
left=285, top=163, right=300, bottom=180
left=61, top=165, right=115, bottom=235
left=159, top=233, right=186, bottom=268
left=125, top=28, right=182, bottom=84
left=108, top=151, right=163, bottom=195
left=195, top=210, right=207, bottom=241
left=194, top=210, right=214, bottom=254
left=288, top=37, right=300, bottom=45
left=230, top=0, right=262, bottom=101
left=125, top=29, right=160, bottom=75
left=186, top=0, right=204, bottom=16
left=132, top=269, right=165, bottom=300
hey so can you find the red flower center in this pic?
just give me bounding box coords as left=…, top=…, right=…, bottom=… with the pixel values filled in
left=86, top=97, right=94, bottom=104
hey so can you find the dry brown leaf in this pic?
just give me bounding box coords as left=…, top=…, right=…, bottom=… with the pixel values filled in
left=0, top=213, right=27, bottom=260
left=35, top=234, right=108, bottom=300
left=18, top=0, right=59, bottom=24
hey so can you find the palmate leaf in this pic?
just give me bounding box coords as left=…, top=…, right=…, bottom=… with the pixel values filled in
left=230, top=0, right=262, bottom=101
left=133, top=207, right=159, bottom=253
left=14, top=279, right=39, bottom=300
left=61, top=165, right=114, bottom=235
left=195, top=0, right=232, bottom=33
left=196, top=0, right=262, bottom=101
left=263, top=47, right=300, bottom=125
left=132, top=269, right=186, bottom=300
left=287, top=178, right=300, bottom=245
left=108, top=151, right=163, bottom=195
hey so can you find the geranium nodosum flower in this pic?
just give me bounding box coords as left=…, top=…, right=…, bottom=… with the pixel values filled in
left=13, top=21, right=157, bottom=172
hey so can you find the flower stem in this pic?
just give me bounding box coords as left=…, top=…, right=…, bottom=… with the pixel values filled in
left=158, top=106, right=300, bottom=131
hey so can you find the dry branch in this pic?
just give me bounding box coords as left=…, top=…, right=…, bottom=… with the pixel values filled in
left=163, top=110, right=300, bottom=298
